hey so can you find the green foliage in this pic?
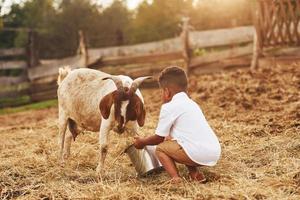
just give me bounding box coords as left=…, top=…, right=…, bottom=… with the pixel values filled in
left=0, top=18, right=3, bottom=30
left=45, top=0, right=101, bottom=57
left=92, top=0, right=132, bottom=47
left=0, top=0, right=253, bottom=57
left=0, top=95, right=31, bottom=109
left=193, top=48, right=207, bottom=57
left=129, top=0, right=193, bottom=43
left=0, top=99, right=57, bottom=115
left=14, top=31, right=28, bottom=47
left=0, top=68, right=24, bottom=77
left=190, top=0, right=253, bottom=30
left=0, top=4, right=23, bottom=48
left=0, top=82, right=29, bottom=93
left=21, top=0, right=55, bottom=28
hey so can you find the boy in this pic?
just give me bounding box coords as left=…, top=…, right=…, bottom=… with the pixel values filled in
left=133, top=66, right=221, bottom=183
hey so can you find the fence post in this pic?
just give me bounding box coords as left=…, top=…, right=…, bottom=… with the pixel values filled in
left=77, top=30, right=88, bottom=67
left=180, top=17, right=191, bottom=74
left=27, top=29, right=40, bottom=67
left=250, top=31, right=261, bottom=71
left=250, top=1, right=262, bottom=71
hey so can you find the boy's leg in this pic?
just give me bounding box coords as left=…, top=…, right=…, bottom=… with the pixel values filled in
left=156, top=150, right=181, bottom=182
left=156, top=140, right=206, bottom=182
left=155, top=141, right=181, bottom=181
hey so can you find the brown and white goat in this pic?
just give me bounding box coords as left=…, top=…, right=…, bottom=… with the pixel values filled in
left=57, top=67, right=150, bottom=172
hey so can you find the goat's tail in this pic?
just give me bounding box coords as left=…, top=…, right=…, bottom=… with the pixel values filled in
left=57, top=66, right=71, bottom=85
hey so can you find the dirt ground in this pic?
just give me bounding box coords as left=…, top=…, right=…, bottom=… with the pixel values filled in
left=0, top=63, right=299, bottom=200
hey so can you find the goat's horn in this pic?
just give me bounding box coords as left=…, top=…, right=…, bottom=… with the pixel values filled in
left=103, top=76, right=124, bottom=91
left=130, top=76, right=152, bottom=94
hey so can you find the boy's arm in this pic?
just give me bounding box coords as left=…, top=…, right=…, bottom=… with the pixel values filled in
left=133, top=135, right=165, bottom=149
left=133, top=104, right=174, bottom=149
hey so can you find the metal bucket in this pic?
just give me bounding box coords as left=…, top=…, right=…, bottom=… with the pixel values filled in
left=125, top=145, right=164, bottom=177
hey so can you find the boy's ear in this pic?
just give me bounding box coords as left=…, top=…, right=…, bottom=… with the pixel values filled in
left=162, top=87, right=172, bottom=103
left=165, top=88, right=171, bottom=97
left=99, top=92, right=115, bottom=119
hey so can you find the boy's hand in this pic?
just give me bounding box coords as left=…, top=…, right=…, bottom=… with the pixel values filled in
left=165, top=136, right=173, bottom=141
left=133, top=137, right=145, bottom=149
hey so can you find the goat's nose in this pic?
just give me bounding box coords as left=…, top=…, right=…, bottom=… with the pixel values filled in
left=115, top=125, right=125, bottom=134
left=119, top=126, right=125, bottom=134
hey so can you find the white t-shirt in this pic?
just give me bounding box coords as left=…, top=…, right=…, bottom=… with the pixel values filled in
left=155, top=92, right=221, bottom=166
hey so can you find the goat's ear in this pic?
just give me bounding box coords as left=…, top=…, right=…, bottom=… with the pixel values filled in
left=133, top=95, right=146, bottom=127
left=99, top=93, right=114, bottom=119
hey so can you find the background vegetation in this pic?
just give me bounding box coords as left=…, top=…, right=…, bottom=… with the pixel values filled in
left=0, top=0, right=253, bottom=58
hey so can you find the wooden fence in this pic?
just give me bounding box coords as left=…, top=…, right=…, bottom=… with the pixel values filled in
left=0, top=47, right=30, bottom=108
left=3, top=22, right=299, bottom=107
left=24, top=24, right=255, bottom=103
left=251, top=0, right=300, bottom=69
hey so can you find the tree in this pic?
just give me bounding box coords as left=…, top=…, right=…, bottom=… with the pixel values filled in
left=0, top=0, right=253, bottom=58
left=14, top=0, right=56, bottom=48
left=0, top=0, right=57, bottom=50
left=0, top=0, right=132, bottom=57
left=190, top=0, right=252, bottom=30
left=43, top=0, right=101, bottom=57
left=129, top=0, right=193, bottom=44
left=94, top=0, right=132, bottom=47
left=0, top=4, right=27, bottom=48
left=0, top=0, right=4, bottom=31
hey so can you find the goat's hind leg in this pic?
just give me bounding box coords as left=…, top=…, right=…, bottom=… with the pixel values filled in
left=63, top=130, right=73, bottom=160
left=58, top=114, right=68, bottom=165
left=63, top=118, right=79, bottom=159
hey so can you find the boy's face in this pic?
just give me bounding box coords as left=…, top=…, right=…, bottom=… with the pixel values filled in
left=161, top=87, right=172, bottom=103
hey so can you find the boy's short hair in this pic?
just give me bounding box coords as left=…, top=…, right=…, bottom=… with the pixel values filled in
left=158, top=66, right=188, bottom=90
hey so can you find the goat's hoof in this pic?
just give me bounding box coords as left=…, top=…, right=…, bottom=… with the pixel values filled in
left=96, top=165, right=103, bottom=174
left=96, top=165, right=101, bottom=173
left=60, top=160, right=65, bottom=167
left=63, top=153, right=70, bottom=160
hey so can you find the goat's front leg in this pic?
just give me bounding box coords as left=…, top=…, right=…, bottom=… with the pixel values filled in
left=96, top=118, right=111, bottom=174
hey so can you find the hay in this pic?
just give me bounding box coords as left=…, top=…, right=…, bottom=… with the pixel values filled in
left=0, top=63, right=299, bottom=199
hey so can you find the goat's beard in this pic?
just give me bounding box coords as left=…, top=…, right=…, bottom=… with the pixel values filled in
left=112, top=127, right=136, bottom=156
left=113, top=126, right=125, bottom=134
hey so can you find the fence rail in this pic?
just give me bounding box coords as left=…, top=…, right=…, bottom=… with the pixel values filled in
left=0, top=47, right=29, bottom=108
left=23, top=25, right=255, bottom=103
left=27, top=55, right=84, bottom=80
left=94, top=51, right=183, bottom=67
left=0, top=60, right=27, bottom=70
left=2, top=22, right=298, bottom=107
left=190, top=43, right=253, bottom=68
left=0, top=88, right=29, bottom=98
left=0, top=75, right=27, bottom=85
left=190, top=26, right=254, bottom=49
left=0, top=48, right=26, bottom=57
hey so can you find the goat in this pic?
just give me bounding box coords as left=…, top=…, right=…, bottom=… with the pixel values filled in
left=57, top=67, right=150, bottom=173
